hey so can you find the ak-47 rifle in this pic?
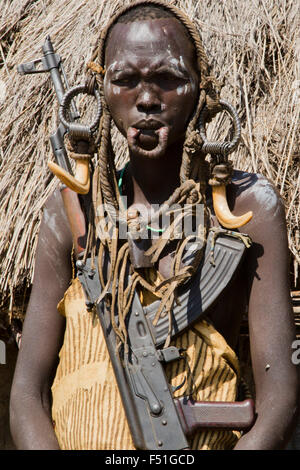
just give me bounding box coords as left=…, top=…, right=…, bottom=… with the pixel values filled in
left=17, top=35, right=99, bottom=256
left=18, top=37, right=255, bottom=450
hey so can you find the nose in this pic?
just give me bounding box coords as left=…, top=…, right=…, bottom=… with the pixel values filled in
left=136, top=86, right=161, bottom=114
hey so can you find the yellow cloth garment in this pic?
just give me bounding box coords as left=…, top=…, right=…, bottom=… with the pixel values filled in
left=51, top=277, right=241, bottom=450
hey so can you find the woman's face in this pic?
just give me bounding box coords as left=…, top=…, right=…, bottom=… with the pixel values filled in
left=104, top=17, right=199, bottom=158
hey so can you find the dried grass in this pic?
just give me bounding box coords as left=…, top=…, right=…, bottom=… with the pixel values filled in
left=0, top=0, right=299, bottom=323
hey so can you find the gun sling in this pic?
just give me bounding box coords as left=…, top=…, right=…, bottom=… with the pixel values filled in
left=77, top=230, right=254, bottom=450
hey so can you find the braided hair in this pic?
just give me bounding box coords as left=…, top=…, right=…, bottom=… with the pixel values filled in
left=85, top=0, right=224, bottom=349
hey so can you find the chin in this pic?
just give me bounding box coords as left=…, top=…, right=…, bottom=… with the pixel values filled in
left=128, top=142, right=168, bottom=160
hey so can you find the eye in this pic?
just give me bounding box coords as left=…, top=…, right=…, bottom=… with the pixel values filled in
left=159, top=73, right=178, bottom=81
left=154, top=72, right=188, bottom=90
left=111, top=75, right=138, bottom=87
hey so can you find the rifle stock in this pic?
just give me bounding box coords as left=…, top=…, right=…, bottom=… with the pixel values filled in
left=60, top=186, right=86, bottom=255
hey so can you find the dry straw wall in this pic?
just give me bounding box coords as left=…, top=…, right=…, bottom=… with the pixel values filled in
left=0, top=0, right=299, bottom=329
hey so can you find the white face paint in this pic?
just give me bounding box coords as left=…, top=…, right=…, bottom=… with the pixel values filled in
left=180, top=55, right=197, bottom=93
left=177, top=84, right=190, bottom=96
left=104, top=60, right=123, bottom=81
left=176, top=84, right=184, bottom=95
left=142, top=91, right=151, bottom=102
left=113, top=86, right=121, bottom=95
left=127, top=22, right=159, bottom=44
left=107, top=61, right=118, bottom=72
left=169, top=57, right=180, bottom=68
left=104, top=60, right=124, bottom=96
left=164, top=55, right=197, bottom=96
left=179, top=56, right=186, bottom=70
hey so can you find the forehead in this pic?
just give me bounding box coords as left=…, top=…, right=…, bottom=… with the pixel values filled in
left=105, top=18, right=196, bottom=67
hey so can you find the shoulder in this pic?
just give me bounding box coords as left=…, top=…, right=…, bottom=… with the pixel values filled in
left=39, top=187, right=73, bottom=253
left=230, top=170, right=283, bottom=212
left=43, top=187, right=66, bottom=220
left=228, top=170, right=286, bottom=237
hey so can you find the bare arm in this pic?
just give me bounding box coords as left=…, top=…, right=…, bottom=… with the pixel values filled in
left=233, top=176, right=299, bottom=449
left=10, top=189, right=73, bottom=449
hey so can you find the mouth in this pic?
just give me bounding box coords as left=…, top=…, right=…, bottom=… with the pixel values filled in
left=130, top=119, right=167, bottom=150
left=127, top=124, right=169, bottom=159
left=133, top=119, right=165, bottom=131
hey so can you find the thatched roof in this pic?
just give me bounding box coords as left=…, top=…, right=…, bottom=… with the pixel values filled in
left=0, top=0, right=299, bottom=327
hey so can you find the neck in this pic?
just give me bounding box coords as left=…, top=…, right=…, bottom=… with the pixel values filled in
left=127, top=139, right=184, bottom=207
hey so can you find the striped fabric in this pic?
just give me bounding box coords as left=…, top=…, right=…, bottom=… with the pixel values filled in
left=51, top=278, right=241, bottom=450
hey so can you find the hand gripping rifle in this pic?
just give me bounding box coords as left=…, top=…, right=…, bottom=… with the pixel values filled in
left=18, top=38, right=255, bottom=450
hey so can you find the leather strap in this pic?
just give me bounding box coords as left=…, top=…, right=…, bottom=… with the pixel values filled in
left=77, top=229, right=249, bottom=346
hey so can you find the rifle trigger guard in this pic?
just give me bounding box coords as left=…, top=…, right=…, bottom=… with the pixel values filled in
left=198, top=99, right=253, bottom=229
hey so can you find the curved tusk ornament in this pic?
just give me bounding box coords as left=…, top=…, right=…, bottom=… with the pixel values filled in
left=199, top=99, right=253, bottom=229
left=48, top=159, right=90, bottom=194
left=212, top=185, right=253, bottom=229
left=48, top=84, right=101, bottom=194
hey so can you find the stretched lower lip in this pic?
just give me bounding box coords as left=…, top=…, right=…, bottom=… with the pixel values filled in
left=127, top=126, right=169, bottom=157
left=129, top=127, right=159, bottom=146
left=128, top=126, right=168, bottom=137
left=132, top=127, right=160, bottom=135
left=138, top=129, right=159, bottom=149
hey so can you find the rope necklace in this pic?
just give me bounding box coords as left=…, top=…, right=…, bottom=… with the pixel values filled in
left=118, top=162, right=165, bottom=234
left=84, top=0, right=222, bottom=350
